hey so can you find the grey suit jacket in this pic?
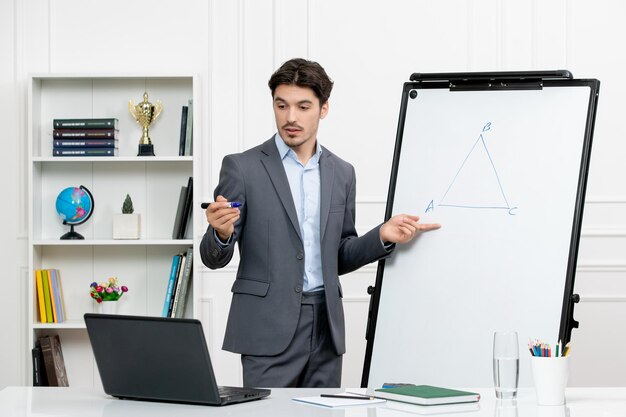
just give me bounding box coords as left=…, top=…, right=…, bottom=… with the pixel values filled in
left=200, top=137, right=392, bottom=356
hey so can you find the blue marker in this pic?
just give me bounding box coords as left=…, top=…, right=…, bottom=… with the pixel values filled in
left=200, top=201, right=242, bottom=209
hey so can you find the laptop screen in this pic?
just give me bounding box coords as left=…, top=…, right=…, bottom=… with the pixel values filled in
left=84, top=314, right=221, bottom=405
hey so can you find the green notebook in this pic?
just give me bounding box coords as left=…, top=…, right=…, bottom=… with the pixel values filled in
left=372, top=385, right=480, bottom=405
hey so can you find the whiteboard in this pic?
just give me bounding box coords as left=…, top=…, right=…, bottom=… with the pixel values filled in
left=365, top=81, right=598, bottom=388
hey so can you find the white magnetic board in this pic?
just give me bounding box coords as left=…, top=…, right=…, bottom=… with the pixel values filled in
left=366, top=81, right=597, bottom=388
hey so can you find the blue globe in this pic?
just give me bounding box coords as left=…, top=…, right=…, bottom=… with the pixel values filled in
left=55, top=186, right=94, bottom=240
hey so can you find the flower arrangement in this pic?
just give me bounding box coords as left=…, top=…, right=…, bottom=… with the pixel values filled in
left=89, top=277, right=128, bottom=303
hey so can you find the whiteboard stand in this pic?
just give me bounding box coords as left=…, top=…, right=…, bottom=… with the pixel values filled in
left=362, top=71, right=600, bottom=388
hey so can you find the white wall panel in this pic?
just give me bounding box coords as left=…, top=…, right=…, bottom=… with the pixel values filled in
left=242, top=0, right=275, bottom=151
left=568, top=0, right=626, bottom=198
left=468, top=0, right=499, bottom=70
left=50, top=0, right=209, bottom=73
left=0, top=0, right=27, bottom=390
left=499, top=0, right=533, bottom=69
left=534, top=0, right=568, bottom=69
left=210, top=0, right=243, bottom=187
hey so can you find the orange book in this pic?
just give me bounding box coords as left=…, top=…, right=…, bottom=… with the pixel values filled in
left=35, top=270, right=47, bottom=323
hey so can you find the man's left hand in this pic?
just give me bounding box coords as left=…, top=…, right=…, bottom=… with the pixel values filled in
left=380, top=214, right=441, bottom=244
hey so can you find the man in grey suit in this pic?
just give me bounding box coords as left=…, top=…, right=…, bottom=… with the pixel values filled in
left=200, top=58, right=440, bottom=388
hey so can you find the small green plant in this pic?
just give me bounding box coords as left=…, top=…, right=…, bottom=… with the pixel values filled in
left=122, top=194, right=134, bottom=214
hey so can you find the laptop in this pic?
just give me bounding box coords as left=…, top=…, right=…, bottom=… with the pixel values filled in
left=84, top=313, right=271, bottom=405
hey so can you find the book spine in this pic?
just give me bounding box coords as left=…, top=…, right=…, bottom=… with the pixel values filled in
left=162, top=255, right=181, bottom=317
left=178, top=176, right=193, bottom=239
left=169, top=253, right=186, bottom=317
left=53, top=128, right=118, bottom=139
left=178, top=106, right=188, bottom=156
left=50, top=335, right=69, bottom=386
left=32, top=345, right=42, bottom=386
left=53, top=148, right=118, bottom=157
left=173, top=247, right=193, bottom=318
left=41, top=270, right=53, bottom=323
left=35, top=270, right=46, bottom=323
left=184, top=99, right=193, bottom=156
left=172, top=186, right=187, bottom=239
left=53, top=118, right=119, bottom=129
left=50, top=269, right=64, bottom=323
left=55, top=269, right=67, bottom=323
left=47, top=270, right=58, bottom=324
left=39, top=336, right=58, bottom=386
left=53, top=139, right=118, bottom=148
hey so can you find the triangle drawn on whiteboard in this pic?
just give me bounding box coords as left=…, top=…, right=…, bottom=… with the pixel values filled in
left=438, top=122, right=517, bottom=215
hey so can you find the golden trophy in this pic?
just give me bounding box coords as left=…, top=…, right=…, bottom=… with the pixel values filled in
left=128, top=92, right=163, bottom=156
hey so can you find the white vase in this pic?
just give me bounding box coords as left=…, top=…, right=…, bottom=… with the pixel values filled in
left=99, top=301, right=118, bottom=314
left=113, top=213, right=141, bottom=239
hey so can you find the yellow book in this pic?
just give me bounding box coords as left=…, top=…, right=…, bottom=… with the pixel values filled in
left=35, top=270, right=47, bottom=323
left=45, top=270, right=58, bottom=323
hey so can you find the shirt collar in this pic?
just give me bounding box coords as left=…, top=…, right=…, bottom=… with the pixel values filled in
left=274, top=133, right=323, bottom=163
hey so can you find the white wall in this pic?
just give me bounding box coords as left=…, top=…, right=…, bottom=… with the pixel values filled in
left=1, top=0, right=625, bottom=389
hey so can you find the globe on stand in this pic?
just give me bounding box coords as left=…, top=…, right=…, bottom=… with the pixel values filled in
left=55, top=185, right=94, bottom=240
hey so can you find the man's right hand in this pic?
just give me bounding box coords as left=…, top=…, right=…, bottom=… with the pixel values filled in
left=205, top=195, right=240, bottom=242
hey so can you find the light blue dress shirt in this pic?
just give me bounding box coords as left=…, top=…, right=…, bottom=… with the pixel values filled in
left=274, top=133, right=324, bottom=292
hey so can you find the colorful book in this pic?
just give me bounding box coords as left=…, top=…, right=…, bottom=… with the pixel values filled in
left=53, top=118, right=118, bottom=129
left=162, top=254, right=182, bottom=317
left=173, top=247, right=193, bottom=318
left=169, top=253, right=186, bottom=317
left=53, top=139, right=118, bottom=148
left=49, top=269, right=65, bottom=323
left=56, top=269, right=67, bottom=323
left=46, top=269, right=59, bottom=323
left=53, top=128, right=118, bottom=139
left=371, top=385, right=480, bottom=406
left=40, top=270, right=53, bottom=323
left=35, top=270, right=47, bottom=323
left=53, top=148, right=118, bottom=157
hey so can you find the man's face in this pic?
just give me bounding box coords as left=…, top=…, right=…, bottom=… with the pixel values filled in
left=273, top=84, right=328, bottom=151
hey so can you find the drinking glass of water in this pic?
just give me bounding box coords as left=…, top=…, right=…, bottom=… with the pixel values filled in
left=493, top=331, right=519, bottom=399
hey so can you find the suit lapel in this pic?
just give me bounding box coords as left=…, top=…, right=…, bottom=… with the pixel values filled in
left=319, top=149, right=334, bottom=242
left=260, top=139, right=303, bottom=242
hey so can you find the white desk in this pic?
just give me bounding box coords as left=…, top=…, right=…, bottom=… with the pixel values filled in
left=1, top=387, right=625, bottom=416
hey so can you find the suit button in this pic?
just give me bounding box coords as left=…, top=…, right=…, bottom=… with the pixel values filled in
left=296, top=252, right=304, bottom=260
left=211, top=249, right=219, bottom=257
left=295, top=285, right=302, bottom=293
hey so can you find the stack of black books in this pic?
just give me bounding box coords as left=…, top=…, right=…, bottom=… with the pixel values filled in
left=52, top=118, right=119, bottom=157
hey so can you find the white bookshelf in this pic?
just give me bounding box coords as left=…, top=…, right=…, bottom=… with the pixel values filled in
left=27, top=74, right=200, bottom=387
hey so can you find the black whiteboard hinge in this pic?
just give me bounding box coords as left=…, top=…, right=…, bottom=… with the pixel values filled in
left=449, top=80, right=544, bottom=91
left=409, top=70, right=573, bottom=91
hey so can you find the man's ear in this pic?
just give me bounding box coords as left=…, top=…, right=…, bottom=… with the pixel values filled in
left=320, top=100, right=329, bottom=119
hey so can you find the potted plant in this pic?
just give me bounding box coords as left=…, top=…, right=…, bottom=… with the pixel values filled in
left=90, top=277, right=129, bottom=314
left=113, top=194, right=140, bottom=239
